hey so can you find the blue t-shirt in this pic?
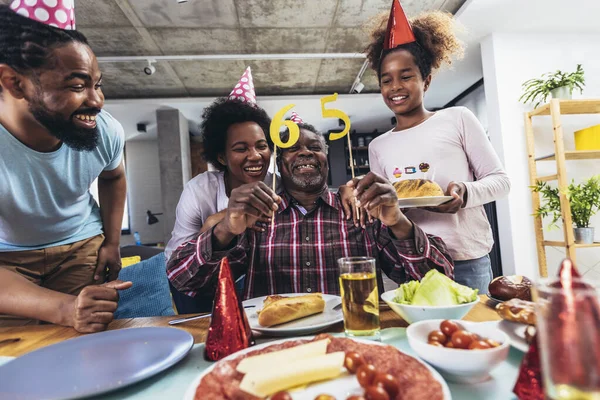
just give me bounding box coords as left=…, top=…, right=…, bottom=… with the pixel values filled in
left=0, top=111, right=124, bottom=251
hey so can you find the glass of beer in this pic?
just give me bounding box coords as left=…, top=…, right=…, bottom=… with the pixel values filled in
left=534, top=278, right=600, bottom=399
left=338, top=257, right=380, bottom=341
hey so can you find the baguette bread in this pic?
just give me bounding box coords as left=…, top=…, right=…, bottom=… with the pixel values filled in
left=257, top=294, right=326, bottom=327
left=393, top=179, right=444, bottom=198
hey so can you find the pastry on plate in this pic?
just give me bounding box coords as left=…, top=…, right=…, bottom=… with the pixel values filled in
left=393, top=179, right=444, bottom=198
left=496, top=298, right=536, bottom=325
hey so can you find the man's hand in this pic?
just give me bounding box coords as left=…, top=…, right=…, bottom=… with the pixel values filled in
left=94, top=243, right=121, bottom=282
left=425, top=181, right=466, bottom=214
left=338, top=184, right=367, bottom=227
left=348, top=172, right=413, bottom=239
left=65, top=280, right=132, bottom=333
left=348, top=172, right=402, bottom=225
left=222, top=182, right=281, bottom=236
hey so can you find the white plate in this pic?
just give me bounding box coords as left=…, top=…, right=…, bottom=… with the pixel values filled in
left=243, top=293, right=343, bottom=336
left=397, top=196, right=453, bottom=208
left=183, top=337, right=452, bottom=400
left=497, top=320, right=529, bottom=352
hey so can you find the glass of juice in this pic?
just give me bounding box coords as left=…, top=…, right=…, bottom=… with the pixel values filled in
left=337, top=257, right=380, bottom=341
left=534, top=278, right=600, bottom=400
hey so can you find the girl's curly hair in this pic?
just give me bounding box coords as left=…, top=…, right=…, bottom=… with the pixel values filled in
left=365, top=10, right=464, bottom=80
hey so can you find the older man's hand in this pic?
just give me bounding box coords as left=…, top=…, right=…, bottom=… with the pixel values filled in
left=223, top=182, right=281, bottom=236
left=347, top=172, right=413, bottom=239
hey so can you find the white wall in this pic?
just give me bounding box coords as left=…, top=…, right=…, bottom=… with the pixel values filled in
left=121, top=140, right=165, bottom=246
left=482, top=33, right=600, bottom=280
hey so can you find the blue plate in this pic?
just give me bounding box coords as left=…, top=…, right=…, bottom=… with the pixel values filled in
left=0, top=327, right=194, bottom=400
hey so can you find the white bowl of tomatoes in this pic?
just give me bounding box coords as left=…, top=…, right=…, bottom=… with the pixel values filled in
left=406, top=319, right=510, bottom=383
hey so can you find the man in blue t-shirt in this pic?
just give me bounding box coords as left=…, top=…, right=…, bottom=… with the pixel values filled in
left=0, top=6, right=129, bottom=329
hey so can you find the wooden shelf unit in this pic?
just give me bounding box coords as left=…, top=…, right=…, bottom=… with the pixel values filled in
left=525, top=99, right=600, bottom=277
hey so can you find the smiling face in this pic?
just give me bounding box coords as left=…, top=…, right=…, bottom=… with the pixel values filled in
left=24, top=42, right=104, bottom=151
left=218, top=121, right=271, bottom=188
left=278, top=128, right=329, bottom=193
left=379, top=49, right=431, bottom=117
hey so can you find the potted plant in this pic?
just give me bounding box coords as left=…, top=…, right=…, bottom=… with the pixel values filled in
left=531, top=175, right=600, bottom=244
left=519, top=64, right=585, bottom=108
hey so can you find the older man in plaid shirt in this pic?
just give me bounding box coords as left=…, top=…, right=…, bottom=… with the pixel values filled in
left=167, top=124, right=453, bottom=299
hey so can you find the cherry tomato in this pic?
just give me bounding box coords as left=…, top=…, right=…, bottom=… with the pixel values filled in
left=427, top=330, right=447, bottom=344
left=314, top=395, right=336, bottom=400
left=356, top=364, right=377, bottom=388
left=468, top=340, right=492, bottom=350
left=345, top=351, right=366, bottom=373
left=373, top=373, right=400, bottom=398
left=485, top=338, right=501, bottom=348
left=346, top=396, right=367, bottom=400
left=451, top=330, right=474, bottom=349
left=364, top=385, right=390, bottom=400
left=444, top=340, right=455, bottom=348
left=271, top=391, right=293, bottom=400
left=428, top=340, right=444, bottom=347
left=440, top=320, right=460, bottom=337
left=468, top=331, right=481, bottom=341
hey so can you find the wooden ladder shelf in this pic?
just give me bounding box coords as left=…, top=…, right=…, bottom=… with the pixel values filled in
left=524, top=99, right=600, bottom=277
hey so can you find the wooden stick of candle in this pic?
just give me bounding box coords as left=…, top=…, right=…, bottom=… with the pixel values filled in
left=271, top=145, right=277, bottom=226
left=346, top=133, right=361, bottom=219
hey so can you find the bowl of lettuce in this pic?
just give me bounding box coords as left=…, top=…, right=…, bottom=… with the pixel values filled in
left=381, top=270, right=480, bottom=324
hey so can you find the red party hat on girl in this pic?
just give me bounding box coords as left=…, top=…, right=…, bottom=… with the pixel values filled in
left=384, top=0, right=415, bottom=50
left=10, top=0, right=76, bottom=30
left=228, top=66, right=256, bottom=105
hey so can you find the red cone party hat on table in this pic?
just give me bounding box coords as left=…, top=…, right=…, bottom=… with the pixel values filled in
left=289, top=111, right=304, bottom=124
left=228, top=66, right=257, bottom=105
left=383, top=0, right=416, bottom=50
left=10, top=0, right=76, bottom=30
left=204, top=257, right=254, bottom=361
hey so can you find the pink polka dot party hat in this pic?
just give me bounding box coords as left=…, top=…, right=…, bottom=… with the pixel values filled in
left=10, top=0, right=76, bottom=30
left=228, top=66, right=256, bottom=105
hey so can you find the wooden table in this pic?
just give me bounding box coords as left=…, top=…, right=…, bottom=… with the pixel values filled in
left=0, top=296, right=499, bottom=358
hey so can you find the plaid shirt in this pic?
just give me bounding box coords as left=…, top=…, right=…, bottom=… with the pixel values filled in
left=167, top=190, right=454, bottom=300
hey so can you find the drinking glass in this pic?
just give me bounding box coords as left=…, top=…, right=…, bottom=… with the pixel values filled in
left=534, top=278, right=600, bottom=400
left=337, top=257, right=380, bottom=341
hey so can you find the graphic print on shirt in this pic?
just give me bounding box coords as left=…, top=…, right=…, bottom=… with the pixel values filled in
left=389, top=162, right=433, bottom=183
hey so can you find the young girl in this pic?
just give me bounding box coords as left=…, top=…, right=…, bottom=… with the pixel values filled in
left=365, top=9, right=510, bottom=293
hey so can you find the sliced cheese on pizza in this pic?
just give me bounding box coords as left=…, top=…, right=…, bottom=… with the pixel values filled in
left=236, top=339, right=329, bottom=374
left=239, top=351, right=345, bottom=397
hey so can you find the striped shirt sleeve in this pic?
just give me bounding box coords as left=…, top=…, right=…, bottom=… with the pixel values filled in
left=166, top=225, right=249, bottom=296
left=373, top=221, right=454, bottom=282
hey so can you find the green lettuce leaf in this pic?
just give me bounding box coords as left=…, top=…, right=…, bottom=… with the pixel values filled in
left=397, top=270, right=479, bottom=306
left=393, top=279, right=420, bottom=304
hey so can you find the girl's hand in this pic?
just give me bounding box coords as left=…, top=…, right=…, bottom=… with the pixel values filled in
left=425, top=181, right=467, bottom=214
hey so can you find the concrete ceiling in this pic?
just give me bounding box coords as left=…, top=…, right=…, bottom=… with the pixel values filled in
left=1, top=0, right=466, bottom=99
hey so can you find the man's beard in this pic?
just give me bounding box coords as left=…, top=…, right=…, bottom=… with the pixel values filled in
left=29, top=98, right=100, bottom=152
left=290, top=168, right=326, bottom=190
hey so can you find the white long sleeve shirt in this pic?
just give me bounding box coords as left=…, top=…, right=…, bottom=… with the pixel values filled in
left=368, top=107, right=511, bottom=260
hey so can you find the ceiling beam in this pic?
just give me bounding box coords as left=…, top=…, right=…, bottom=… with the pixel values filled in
left=97, top=53, right=367, bottom=63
